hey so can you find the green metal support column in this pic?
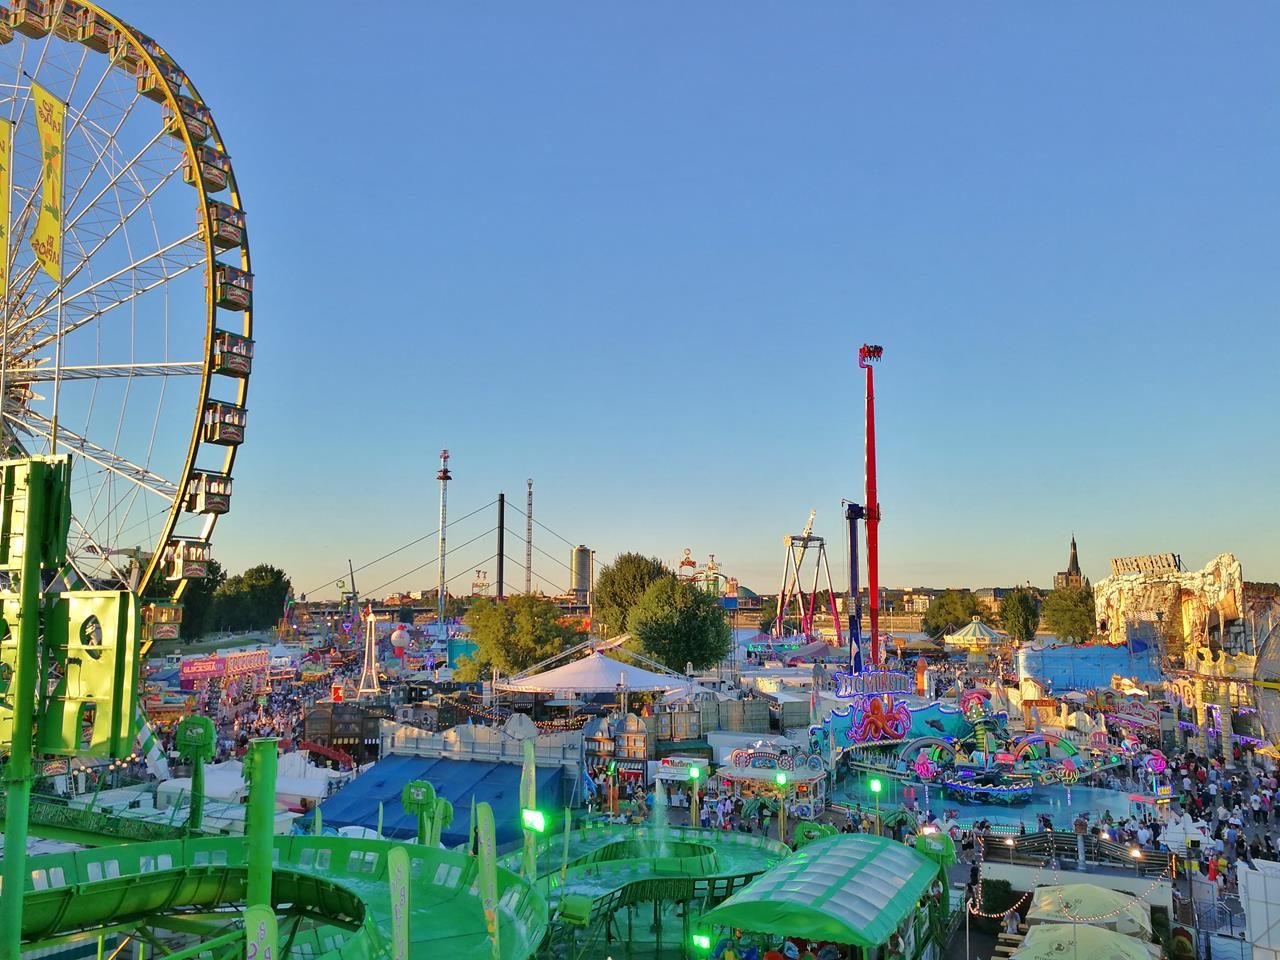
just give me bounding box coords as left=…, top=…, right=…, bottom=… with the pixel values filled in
left=191, top=759, right=205, bottom=832
left=176, top=715, right=215, bottom=835
left=1, top=461, right=50, bottom=960
left=245, top=737, right=278, bottom=908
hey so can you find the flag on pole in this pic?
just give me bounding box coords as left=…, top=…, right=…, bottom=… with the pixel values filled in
left=29, top=82, right=63, bottom=281
left=0, top=119, right=12, bottom=300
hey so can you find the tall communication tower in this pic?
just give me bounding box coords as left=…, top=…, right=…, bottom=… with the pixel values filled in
left=436, top=450, right=451, bottom=630
left=525, top=479, right=533, bottom=594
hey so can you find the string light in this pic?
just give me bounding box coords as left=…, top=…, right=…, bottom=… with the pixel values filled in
left=446, top=698, right=590, bottom=731
left=968, top=834, right=1172, bottom=921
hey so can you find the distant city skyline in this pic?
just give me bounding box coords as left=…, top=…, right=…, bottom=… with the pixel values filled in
left=105, top=3, right=1279, bottom=599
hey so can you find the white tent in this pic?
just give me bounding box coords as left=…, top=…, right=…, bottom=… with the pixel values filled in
left=943, top=617, right=1006, bottom=648
left=1160, top=812, right=1210, bottom=853
left=496, top=651, right=687, bottom=694
left=1026, top=883, right=1152, bottom=938
left=158, top=759, right=247, bottom=806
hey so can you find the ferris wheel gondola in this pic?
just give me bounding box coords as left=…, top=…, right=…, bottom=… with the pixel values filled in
left=0, top=1, right=252, bottom=653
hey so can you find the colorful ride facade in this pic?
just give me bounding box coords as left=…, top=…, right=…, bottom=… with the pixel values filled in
left=807, top=671, right=1126, bottom=806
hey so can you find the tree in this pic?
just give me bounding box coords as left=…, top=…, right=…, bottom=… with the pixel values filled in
left=756, top=596, right=799, bottom=635
left=211, top=564, right=291, bottom=632
left=921, top=590, right=987, bottom=638
left=592, top=553, right=669, bottom=637
left=998, top=588, right=1040, bottom=646
left=1041, top=586, right=1097, bottom=643
left=453, top=595, right=580, bottom=682
left=179, top=559, right=226, bottom=638
left=141, top=559, right=226, bottom=642
left=629, top=577, right=732, bottom=672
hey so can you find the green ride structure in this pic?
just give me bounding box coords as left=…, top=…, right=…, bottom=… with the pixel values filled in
left=0, top=456, right=556, bottom=960
left=0, top=457, right=960, bottom=960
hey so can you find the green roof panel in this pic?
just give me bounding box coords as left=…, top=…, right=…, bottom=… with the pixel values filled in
left=698, top=835, right=941, bottom=947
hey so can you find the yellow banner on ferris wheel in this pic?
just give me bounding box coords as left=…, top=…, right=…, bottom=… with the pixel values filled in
left=0, top=119, right=12, bottom=301
left=29, top=81, right=64, bottom=282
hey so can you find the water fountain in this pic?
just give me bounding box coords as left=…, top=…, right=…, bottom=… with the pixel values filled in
left=651, top=778, right=670, bottom=858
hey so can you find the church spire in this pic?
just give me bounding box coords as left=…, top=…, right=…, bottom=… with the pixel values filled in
left=1066, top=534, right=1081, bottom=577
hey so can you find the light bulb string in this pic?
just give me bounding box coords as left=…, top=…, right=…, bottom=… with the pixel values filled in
left=967, top=835, right=1171, bottom=921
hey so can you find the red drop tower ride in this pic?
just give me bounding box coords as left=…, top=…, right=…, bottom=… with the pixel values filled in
left=858, top=344, right=883, bottom=666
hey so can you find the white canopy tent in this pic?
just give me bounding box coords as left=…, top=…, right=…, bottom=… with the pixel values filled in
left=943, top=617, right=1006, bottom=649
left=496, top=651, right=690, bottom=695
left=1026, top=883, right=1153, bottom=938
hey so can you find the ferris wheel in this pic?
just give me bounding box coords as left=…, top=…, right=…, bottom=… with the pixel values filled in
left=0, top=1, right=252, bottom=646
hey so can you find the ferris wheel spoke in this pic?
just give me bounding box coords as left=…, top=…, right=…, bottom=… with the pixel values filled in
left=5, top=25, right=122, bottom=230
left=2, top=22, right=78, bottom=233
left=5, top=83, right=155, bottom=327
left=5, top=76, right=147, bottom=273
left=21, top=149, right=183, bottom=323
left=6, top=20, right=58, bottom=126
left=16, top=230, right=202, bottom=357
left=62, top=125, right=166, bottom=237
left=5, top=407, right=178, bottom=501
left=11, top=360, right=203, bottom=381
left=66, top=513, right=134, bottom=586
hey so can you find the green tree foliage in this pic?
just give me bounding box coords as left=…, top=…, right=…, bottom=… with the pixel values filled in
left=454, top=595, right=580, bottom=681
left=998, top=588, right=1041, bottom=646
left=756, top=596, right=799, bottom=635
left=1041, top=586, right=1097, bottom=643
left=591, top=552, right=669, bottom=637
left=179, top=558, right=226, bottom=638
left=629, top=577, right=732, bottom=671
left=921, top=590, right=987, bottom=637
left=210, top=564, right=292, bottom=632
left=759, top=590, right=839, bottom=634
left=141, top=559, right=226, bottom=644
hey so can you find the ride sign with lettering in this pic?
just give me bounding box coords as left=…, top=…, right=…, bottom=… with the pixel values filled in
left=244, top=905, right=277, bottom=960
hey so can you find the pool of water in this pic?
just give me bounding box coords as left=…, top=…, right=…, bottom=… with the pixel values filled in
left=831, top=774, right=1143, bottom=831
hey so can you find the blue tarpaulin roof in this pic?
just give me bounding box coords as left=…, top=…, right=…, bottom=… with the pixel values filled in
left=307, top=754, right=562, bottom=848
left=148, top=667, right=181, bottom=686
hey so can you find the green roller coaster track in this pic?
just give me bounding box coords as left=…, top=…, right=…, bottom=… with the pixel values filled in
left=15, top=834, right=549, bottom=960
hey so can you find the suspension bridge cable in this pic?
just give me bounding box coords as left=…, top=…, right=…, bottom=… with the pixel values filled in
left=532, top=517, right=578, bottom=549
left=446, top=558, right=496, bottom=587
left=501, top=499, right=580, bottom=550
left=532, top=541, right=576, bottom=573
left=363, top=527, right=499, bottom=597
left=505, top=554, right=567, bottom=596
left=501, top=525, right=576, bottom=574
left=303, top=499, right=497, bottom=597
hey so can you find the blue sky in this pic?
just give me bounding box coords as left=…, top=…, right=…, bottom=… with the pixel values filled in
left=113, top=3, right=1280, bottom=598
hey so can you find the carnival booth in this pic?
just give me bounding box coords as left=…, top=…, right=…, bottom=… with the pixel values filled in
left=716, top=747, right=827, bottom=820
left=655, top=755, right=710, bottom=783
left=179, top=648, right=271, bottom=691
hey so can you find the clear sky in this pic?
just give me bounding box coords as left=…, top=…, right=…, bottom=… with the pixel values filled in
left=111, top=2, right=1280, bottom=599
